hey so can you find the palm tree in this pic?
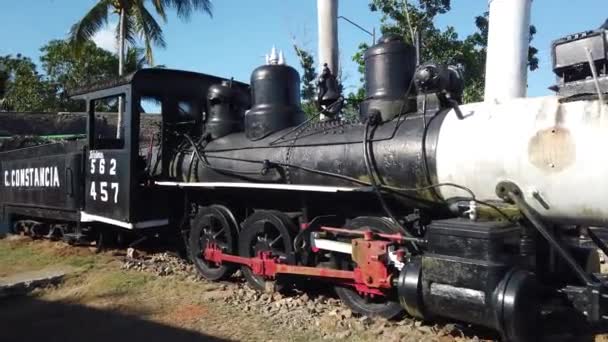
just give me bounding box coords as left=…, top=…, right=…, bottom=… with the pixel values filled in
left=69, top=0, right=212, bottom=137
left=71, top=0, right=212, bottom=71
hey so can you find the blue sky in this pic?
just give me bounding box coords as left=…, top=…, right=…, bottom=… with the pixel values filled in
left=1, top=0, right=606, bottom=97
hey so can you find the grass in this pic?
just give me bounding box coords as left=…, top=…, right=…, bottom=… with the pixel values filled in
left=0, top=237, right=104, bottom=276
left=0, top=239, right=61, bottom=276
left=86, top=270, right=152, bottom=297
left=65, top=254, right=98, bottom=269
left=0, top=237, right=327, bottom=341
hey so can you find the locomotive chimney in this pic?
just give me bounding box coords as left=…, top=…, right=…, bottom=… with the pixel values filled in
left=484, top=0, right=532, bottom=102
left=317, top=0, right=339, bottom=76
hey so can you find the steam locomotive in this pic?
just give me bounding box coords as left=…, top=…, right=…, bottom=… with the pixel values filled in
left=2, top=23, right=608, bottom=341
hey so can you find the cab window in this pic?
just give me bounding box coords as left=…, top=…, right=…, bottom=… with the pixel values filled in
left=91, top=94, right=126, bottom=150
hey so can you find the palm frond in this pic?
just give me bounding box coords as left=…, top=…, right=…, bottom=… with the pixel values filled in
left=150, top=0, right=168, bottom=22
left=69, top=0, right=112, bottom=46
left=116, top=12, right=139, bottom=47
left=126, top=47, right=148, bottom=72
left=137, top=5, right=167, bottom=48
left=160, top=0, right=213, bottom=20
left=188, top=0, right=213, bottom=18
left=133, top=2, right=166, bottom=65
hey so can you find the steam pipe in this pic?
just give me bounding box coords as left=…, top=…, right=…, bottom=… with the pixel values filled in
left=484, top=0, right=532, bottom=102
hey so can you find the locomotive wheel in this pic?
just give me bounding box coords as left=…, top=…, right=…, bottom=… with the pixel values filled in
left=190, top=205, right=239, bottom=281
left=334, top=216, right=405, bottom=319
left=238, top=210, right=296, bottom=292
left=30, top=222, right=49, bottom=239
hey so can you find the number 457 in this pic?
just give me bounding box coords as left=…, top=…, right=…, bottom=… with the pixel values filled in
left=90, top=181, right=119, bottom=203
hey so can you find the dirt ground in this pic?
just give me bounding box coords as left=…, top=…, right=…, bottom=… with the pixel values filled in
left=0, top=237, right=605, bottom=342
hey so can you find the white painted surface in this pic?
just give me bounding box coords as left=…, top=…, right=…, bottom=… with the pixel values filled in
left=388, top=246, right=405, bottom=270
left=436, top=96, right=608, bottom=226
left=155, top=181, right=358, bottom=193
left=80, top=212, right=168, bottom=229
left=484, top=0, right=532, bottom=102
left=430, top=283, right=486, bottom=304
left=312, top=237, right=352, bottom=254
left=317, top=0, right=339, bottom=74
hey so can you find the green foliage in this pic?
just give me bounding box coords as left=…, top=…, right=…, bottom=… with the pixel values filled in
left=352, top=1, right=539, bottom=104
left=301, top=102, right=319, bottom=119
left=346, top=42, right=370, bottom=109
left=41, top=40, right=116, bottom=111
left=293, top=45, right=317, bottom=102
left=40, top=40, right=147, bottom=111
left=42, top=40, right=115, bottom=91
left=0, top=55, right=57, bottom=112
left=293, top=44, right=318, bottom=118
left=0, top=39, right=148, bottom=112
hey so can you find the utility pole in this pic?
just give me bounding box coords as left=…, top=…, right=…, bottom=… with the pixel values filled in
left=484, top=0, right=532, bottom=103
left=317, top=0, right=339, bottom=76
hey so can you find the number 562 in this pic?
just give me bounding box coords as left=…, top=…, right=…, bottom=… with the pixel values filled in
left=90, top=158, right=117, bottom=175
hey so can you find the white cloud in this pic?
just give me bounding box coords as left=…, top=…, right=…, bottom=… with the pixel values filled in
left=92, top=23, right=117, bottom=53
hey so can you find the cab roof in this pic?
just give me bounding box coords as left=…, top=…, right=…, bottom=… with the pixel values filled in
left=69, top=68, right=249, bottom=99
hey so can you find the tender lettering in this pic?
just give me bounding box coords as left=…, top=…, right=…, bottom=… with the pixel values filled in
left=34, top=168, right=39, bottom=186
left=2, top=166, right=61, bottom=188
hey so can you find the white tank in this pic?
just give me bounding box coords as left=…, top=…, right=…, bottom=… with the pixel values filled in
left=435, top=97, right=608, bottom=226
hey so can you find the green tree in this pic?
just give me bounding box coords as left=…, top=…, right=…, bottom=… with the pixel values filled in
left=293, top=44, right=318, bottom=118
left=351, top=1, right=538, bottom=104
left=40, top=39, right=147, bottom=111
left=0, top=40, right=149, bottom=112
left=346, top=42, right=370, bottom=110
left=0, top=54, right=57, bottom=112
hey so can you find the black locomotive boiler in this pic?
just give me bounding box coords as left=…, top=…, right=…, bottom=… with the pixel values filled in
left=2, top=27, right=608, bottom=342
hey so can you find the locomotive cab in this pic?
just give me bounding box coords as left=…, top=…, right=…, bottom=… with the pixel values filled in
left=69, top=69, right=247, bottom=229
